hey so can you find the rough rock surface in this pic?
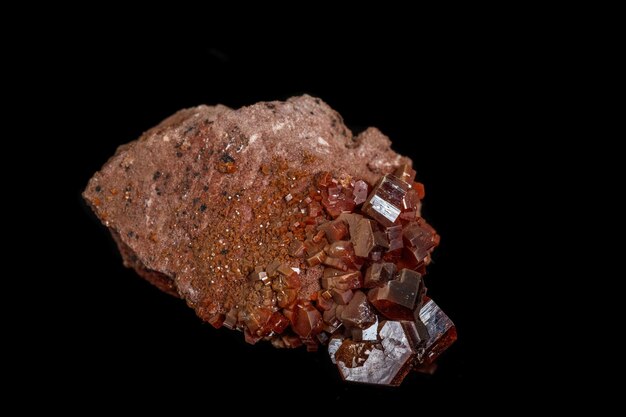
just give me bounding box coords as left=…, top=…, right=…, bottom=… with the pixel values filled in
left=84, top=95, right=408, bottom=322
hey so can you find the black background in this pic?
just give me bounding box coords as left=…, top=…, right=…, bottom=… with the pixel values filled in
left=61, top=41, right=515, bottom=408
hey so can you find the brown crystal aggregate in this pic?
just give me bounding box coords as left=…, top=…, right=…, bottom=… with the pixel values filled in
left=83, top=95, right=455, bottom=386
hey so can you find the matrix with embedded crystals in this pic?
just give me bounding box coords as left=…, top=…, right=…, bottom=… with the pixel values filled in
left=83, top=95, right=455, bottom=386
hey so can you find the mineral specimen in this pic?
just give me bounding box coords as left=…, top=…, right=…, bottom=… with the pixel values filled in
left=83, top=95, right=455, bottom=386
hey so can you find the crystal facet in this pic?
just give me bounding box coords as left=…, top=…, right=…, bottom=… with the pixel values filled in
left=339, top=290, right=377, bottom=329
left=368, top=269, right=423, bottom=320
left=335, top=321, right=416, bottom=386
left=353, top=218, right=377, bottom=257
left=364, top=262, right=397, bottom=288
left=362, top=175, right=410, bottom=226
left=394, top=164, right=417, bottom=184
left=418, top=298, right=457, bottom=364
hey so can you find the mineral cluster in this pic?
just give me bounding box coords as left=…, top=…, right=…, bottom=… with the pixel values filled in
left=83, top=95, right=455, bottom=386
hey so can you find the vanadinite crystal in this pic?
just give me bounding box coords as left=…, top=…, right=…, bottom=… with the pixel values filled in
left=83, top=95, right=456, bottom=387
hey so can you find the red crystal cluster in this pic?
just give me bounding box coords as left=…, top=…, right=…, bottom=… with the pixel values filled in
left=217, top=164, right=456, bottom=386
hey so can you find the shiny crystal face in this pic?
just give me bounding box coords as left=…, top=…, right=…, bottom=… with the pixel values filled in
left=217, top=164, right=456, bottom=386
left=418, top=299, right=457, bottom=365
left=336, top=321, right=415, bottom=386
left=362, top=175, right=410, bottom=226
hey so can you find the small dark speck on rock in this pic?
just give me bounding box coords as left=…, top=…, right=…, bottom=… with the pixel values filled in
left=200, top=204, right=207, bottom=212
left=220, top=153, right=235, bottom=163
left=176, top=152, right=183, bottom=158
left=95, top=185, right=101, bottom=192
left=221, top=249, right=229, bottom=255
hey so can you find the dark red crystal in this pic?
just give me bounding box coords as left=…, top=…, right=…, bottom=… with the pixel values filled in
left=418, top=298, right=457, bottom=365
left=323, top=220, right=349, bottom=242
left=335, top=320, right=417, bottom=386
left=291, top=302, right=323, bottom=338
left=364, top=262, right=396, bottom=288
left=339, top=290, right=376, bottom=329
left=362, top=175, right=410, bottom=227
left=367, top=269, right=423, bottom=320
left=394, top=164, right=417, bottom=184
left=353, top=218, right=377, bottom=258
